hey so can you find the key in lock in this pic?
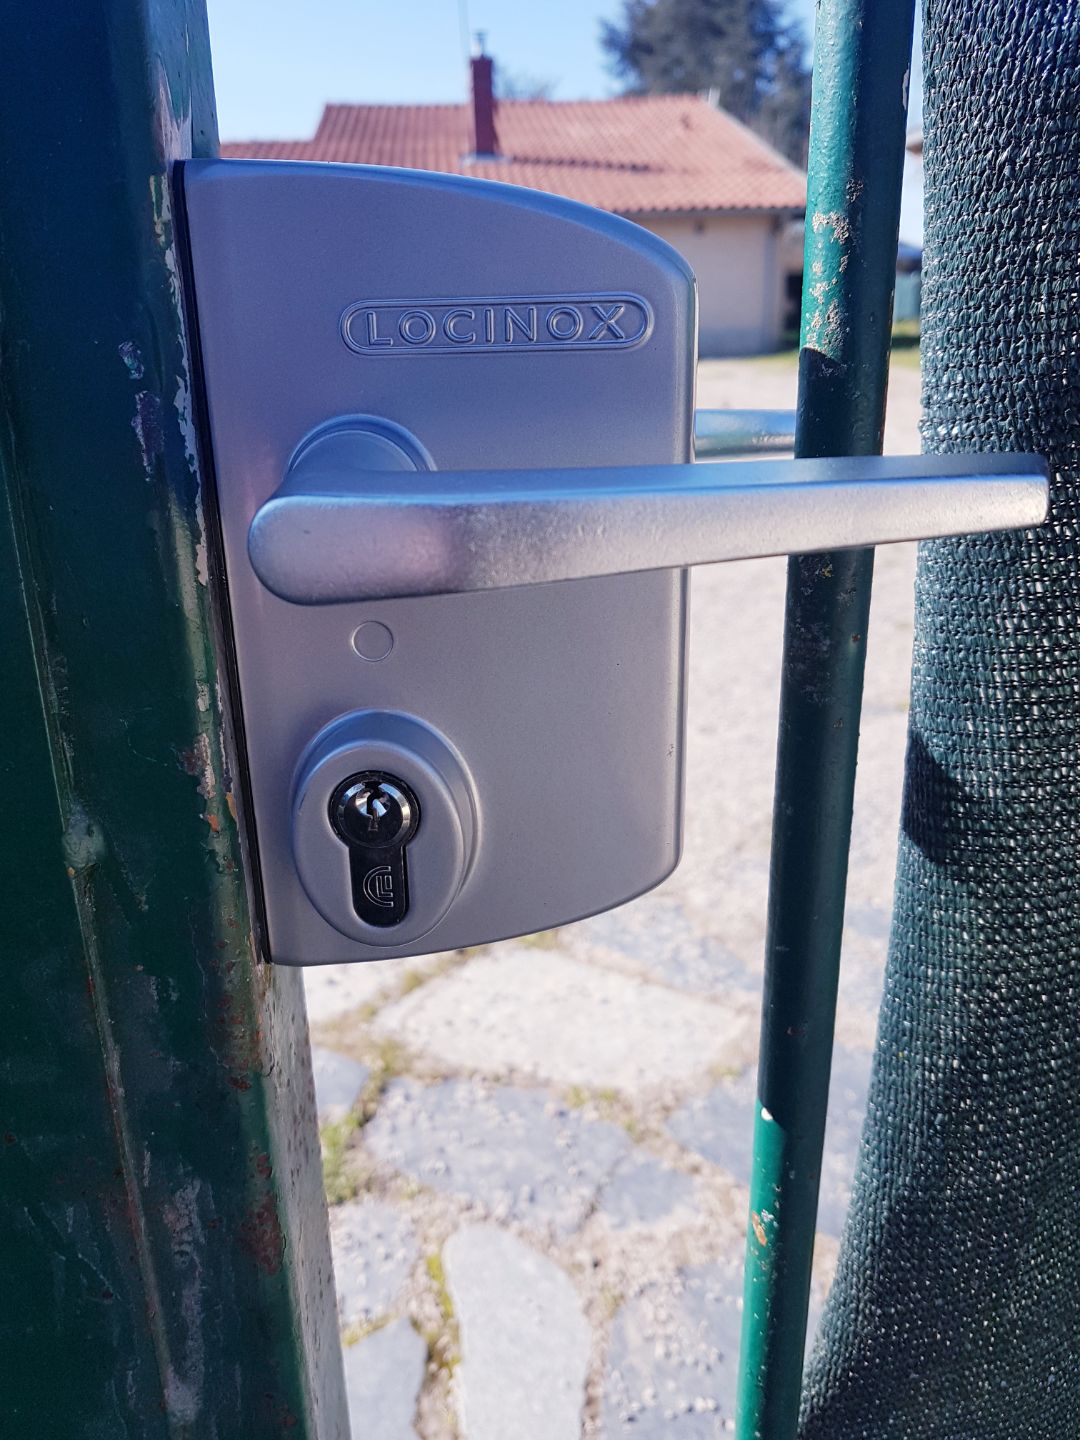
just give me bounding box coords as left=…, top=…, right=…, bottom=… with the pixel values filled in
left=329, top=772, right=420, bottom=926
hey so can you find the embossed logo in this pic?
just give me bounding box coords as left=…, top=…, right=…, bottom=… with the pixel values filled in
left=340, top=294, right=653, bottom=356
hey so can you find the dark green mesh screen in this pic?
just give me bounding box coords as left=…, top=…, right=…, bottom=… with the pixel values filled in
left=801, top=3, right=1080, bottom=1434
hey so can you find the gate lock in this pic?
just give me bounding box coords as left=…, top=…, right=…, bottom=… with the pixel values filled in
left=180, top=159, right=1048, bottom=965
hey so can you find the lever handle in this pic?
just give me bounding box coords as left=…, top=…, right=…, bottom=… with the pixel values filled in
left=694, top=408, right=796, bottom=457
left=248, top=427, right=1049, bottom=604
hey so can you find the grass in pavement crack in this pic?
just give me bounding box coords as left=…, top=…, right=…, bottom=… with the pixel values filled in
left=321, top=1109, right=363, bottom=1205
left=320, top=1038, right=415, bottom=1205
left=564, top=1083, right=645, bottom=1142
left=423, top=1251, right=461, bottom=1375
left=340, top=1313, right=392, bottom=1348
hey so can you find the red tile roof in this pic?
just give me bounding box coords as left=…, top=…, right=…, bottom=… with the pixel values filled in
left=221, top=95, right=806, bottom=217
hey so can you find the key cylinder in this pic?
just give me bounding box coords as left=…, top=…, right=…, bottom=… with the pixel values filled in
left=329, top=772, right=420, bottom=926
left=289, top=710, right=476, bottom=955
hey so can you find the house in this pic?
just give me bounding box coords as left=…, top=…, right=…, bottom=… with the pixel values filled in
left=895, top=239, right=923, bottom=322
left=894, top=127, right=924, bottom=321
left=221, top=52, right=807, bottom=356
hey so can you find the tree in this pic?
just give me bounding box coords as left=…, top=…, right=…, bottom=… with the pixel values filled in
left=601, top=0, right=812, bottom=166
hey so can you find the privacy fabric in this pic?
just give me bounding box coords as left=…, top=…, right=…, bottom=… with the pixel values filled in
left=801, top=4, right=1080, bottom=1434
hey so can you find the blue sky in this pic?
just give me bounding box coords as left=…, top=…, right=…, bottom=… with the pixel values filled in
left=209, top=0, right=635, bottom=137
left=207, top=0, right=922, bottom=241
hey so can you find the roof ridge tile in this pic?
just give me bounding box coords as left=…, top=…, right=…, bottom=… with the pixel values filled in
left=223, top=94, right=807, bottom=217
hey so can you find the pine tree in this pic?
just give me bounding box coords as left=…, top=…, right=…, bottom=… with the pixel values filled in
left=601, top=0, right=811, bottom=166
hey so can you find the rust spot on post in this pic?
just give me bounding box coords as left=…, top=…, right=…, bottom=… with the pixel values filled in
left=237, top=1192, right=285, bottom=1276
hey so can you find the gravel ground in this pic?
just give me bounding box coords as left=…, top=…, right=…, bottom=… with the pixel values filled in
left=306, top=358, right=924, bottom=1439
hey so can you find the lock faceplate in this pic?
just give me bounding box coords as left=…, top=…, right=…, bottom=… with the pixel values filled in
left=183, top=159, right=694, bottom=964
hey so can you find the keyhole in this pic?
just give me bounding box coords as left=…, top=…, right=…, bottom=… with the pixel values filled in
left=328, top=772, right=420, bottom=927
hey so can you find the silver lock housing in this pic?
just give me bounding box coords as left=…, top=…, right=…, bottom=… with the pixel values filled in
left=182, top=159, right=695, bottom=964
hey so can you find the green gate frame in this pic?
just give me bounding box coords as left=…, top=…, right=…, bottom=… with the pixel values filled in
left=0, top=3, right=346, bottom=1433
left=738, top=2, right=917, bottom=1435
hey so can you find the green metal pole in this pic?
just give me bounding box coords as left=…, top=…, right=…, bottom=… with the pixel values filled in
left=0, top=4, right=346, bottom=1434
left=736, top=3, right=916, bottom=1436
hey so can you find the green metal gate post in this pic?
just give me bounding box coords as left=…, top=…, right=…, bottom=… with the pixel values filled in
left=0, top=4, right=347, bottom=1434
left=736, top=2, right=916, bottom=1436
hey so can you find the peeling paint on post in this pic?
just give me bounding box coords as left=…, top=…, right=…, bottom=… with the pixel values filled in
left=735, top=2, right=917, bottom=1438
left=0, top=3, right=346, bottom=1434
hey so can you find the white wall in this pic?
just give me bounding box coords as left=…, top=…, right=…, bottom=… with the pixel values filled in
left=634, top=212, right=787, bottom=357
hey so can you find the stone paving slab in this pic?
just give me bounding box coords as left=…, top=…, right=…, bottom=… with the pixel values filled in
left=601, top=1257, right=826, bottom=1438
left=665, top=1046, right=873, bottom=1238
left=304, top=952, right=451, bottom=1026
left=599, top=1155, right=699, bottom=1231
left=363, top=1078, right=631, bottom=1236
left=373, top=949, right=756, bottom=1097
left=666, top=1069, right=757, bottom=1184
left=444, top=1225, right=590, bottom=1440
left=305, top=959, right=406, bottom=1026
left=330, top=1199, right=419, bottom=1327
left=565, top=895, right=756, bottom=996
left=837, top=907, right=891, bottom=1019
left=600, top=1261, right=745, bottom=1436
left=342, top=1318, right=426, bottom=1440
left=312, top=1046, right=371, bottom=1122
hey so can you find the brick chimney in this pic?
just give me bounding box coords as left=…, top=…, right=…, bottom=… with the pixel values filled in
left=469, top=35, right=499, bottom=158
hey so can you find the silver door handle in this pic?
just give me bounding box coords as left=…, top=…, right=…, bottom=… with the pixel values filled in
left=248, top=422, right=1049, bottom=605
left=694, top=409, right=796, bottom=457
